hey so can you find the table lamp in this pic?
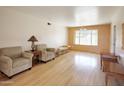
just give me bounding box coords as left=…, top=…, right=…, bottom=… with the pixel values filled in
left=28, top=35, right=38, bottom=51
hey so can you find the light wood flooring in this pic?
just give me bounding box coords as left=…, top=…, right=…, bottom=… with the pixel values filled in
left=0, top=51, right=118, bottom=86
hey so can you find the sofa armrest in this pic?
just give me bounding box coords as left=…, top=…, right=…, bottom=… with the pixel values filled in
left=22, top=52, right=33, bottom=59
left=0, top=55, right=13, bottom=69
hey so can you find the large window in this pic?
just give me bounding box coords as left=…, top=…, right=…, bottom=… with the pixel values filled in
left=75, top=29, right=98, bottom=46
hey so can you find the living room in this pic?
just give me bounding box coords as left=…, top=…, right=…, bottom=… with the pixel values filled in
left=0, top=6, right=124, bottom=86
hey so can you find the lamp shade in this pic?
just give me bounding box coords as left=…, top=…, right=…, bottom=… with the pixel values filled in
left=28, top=35, right=38, bottom=42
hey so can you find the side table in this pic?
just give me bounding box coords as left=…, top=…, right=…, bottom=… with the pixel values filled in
left=100, top=53, right=118, bottom=72
left=25, top=50, right=42, bottom=65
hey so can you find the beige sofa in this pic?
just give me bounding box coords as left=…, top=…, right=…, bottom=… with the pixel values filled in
left=36, top=44, right=55, bottom=62
left=0, top=46, right=33, bottom=78
left=56, top=45, right=70, bottom=56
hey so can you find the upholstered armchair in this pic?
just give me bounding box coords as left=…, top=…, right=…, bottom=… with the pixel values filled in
left=36, top=44, right=56, bottom=62
left=0, top=46, right=33, bottom=78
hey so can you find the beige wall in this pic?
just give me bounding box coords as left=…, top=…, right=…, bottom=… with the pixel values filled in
left=67, top=24, right=111, bottom=54
left=0, top=7, right=67, bottom=50
left=122, top=24, right=124, bottom=49
left=110, top=7, right=124, bottom=54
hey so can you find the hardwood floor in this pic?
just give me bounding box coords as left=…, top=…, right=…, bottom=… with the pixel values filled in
left=0, top=51, right=106, bottom=86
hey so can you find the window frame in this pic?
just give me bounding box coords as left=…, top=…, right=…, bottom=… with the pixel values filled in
left=74, top=29, right=98, bottom=46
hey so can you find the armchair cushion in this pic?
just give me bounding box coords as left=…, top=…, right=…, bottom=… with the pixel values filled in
left=13, top=57, right=30, bottom=68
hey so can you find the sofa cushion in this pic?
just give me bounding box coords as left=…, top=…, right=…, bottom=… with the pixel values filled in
left=13, top=57, right=30, bottom=68
left=59, top=47, right=68, bottom=50
left=47, top=51, right=55, bottom=57
left=0, top=46, right=22, bottom=59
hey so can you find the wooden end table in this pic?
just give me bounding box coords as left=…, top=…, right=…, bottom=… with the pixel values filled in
left=25, top=50, right=42, bottom=65
left=101, top=53, right=124, bottom=85
left=100, top=53, right=118, bottom=72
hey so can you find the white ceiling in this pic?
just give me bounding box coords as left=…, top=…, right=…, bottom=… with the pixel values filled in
left=6, top=6, right=123, bottom=26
